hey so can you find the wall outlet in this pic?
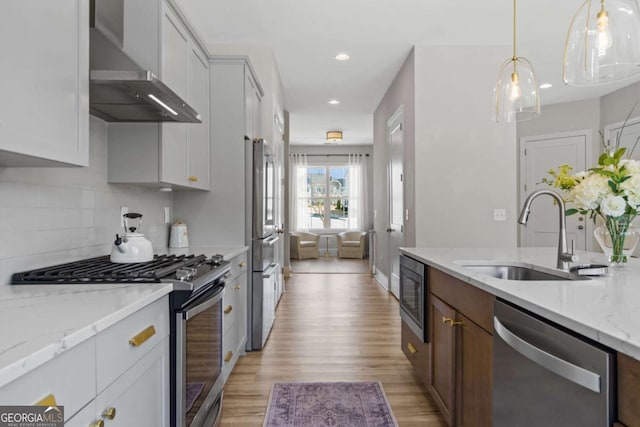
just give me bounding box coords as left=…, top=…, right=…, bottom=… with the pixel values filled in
left=493, top=208, right=506, bottom=222
left=164, top=207, right=171, bottom=224
left=120, top=206, right=128, bottom=228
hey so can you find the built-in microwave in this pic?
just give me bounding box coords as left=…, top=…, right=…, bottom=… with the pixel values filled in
left=399, top=254, right=428, bottom=343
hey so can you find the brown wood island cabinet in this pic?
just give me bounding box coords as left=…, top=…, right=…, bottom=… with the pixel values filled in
left=428, top=267, right=494, bottom=427
left=401, top=263, right=640, bottom=427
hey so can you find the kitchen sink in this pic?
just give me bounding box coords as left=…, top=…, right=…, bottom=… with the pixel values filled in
left=460, top=264, right=587, bottom=281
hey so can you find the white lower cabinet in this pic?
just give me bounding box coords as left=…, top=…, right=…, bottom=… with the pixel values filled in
left=65, top=401, right=95, bottom=427
left=222, top=252, right=248, bottom=382
left=0, top=337, right=95, bottom=422
left=95, top=338, right=170, bottom=427
left=0, top=296, right=170, bottom=427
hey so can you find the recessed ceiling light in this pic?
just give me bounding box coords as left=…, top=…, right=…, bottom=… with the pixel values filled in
left=335, top=53, right=350, bottom=61
left=539, top=83, right=553, bottom=89
left=328, top=99, right=340, bottom=105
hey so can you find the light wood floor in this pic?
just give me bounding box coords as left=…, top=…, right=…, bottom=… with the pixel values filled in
left=220, top=273, right=446, bottom=426
left=290, top=257, right=370, bottom=274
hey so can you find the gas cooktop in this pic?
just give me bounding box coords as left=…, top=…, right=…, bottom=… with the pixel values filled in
left=11, top=253, right=227, bottom=285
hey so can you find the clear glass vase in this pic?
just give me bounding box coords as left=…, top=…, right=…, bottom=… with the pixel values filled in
left=594, top=214, right=640, bottom=268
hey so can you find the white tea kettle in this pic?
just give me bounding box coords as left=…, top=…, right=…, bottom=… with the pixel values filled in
left=110, top=213, right=154, bottom=263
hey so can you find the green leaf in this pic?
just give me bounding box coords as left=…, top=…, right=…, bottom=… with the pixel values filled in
left=615, top=147, right=627, bottom=161
left=598, top=153, right=610, bottom=165
left=592, top=168, right=614, bottom=177
left=609, top=180, right=618, bottom=193
left=620, top=175, right=632, bottom=183
left=565, top=208, right=579, bottom=216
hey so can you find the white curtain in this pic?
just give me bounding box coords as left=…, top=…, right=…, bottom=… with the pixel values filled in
left=290, top=154, right=309, bottom=231
left=347, top=154, right=368, bottom=231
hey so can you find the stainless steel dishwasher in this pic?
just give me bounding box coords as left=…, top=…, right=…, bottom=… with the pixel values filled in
left=493, top=299, right=615, bottom=427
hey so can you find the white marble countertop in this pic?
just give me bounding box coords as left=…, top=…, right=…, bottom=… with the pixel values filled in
left=0, top=282, right=174, bottom=388
left=400, top=247, right=640, bottom=361
left=0, top=245, right=248, bottom=389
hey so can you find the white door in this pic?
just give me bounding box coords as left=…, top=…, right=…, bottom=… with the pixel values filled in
left=387, top=107, right=404, bottom=298
left=520, top=132, right=589, bottom=250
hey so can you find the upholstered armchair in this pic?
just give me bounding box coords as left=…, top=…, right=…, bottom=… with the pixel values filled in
left=337, top=231, right=367, bottom=259
left=290, top=232, right=320, bottom=259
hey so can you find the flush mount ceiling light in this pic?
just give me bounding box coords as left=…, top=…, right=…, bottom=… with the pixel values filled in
left=326, top=131, right=343, bottom=142
left=539, top=83, right=553, bottom=89
left=335, top=53, right=350, bottom=61
left=563, top=0, right=640, bottom=86
left=492, top=0, right=540, bottom=123
left=328, top=99, right=341, bottom=105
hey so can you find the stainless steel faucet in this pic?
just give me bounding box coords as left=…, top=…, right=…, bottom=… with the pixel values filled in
left=518, top=189, right=578, bottom=271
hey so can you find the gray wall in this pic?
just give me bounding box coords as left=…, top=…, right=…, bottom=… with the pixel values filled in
left=413, top=45, right=517, bottom=248
left=601, top=81, right=640, bottom=128
left=0, top=117, right=173, bottom=284
left=373, top=49, right=416, bottom=281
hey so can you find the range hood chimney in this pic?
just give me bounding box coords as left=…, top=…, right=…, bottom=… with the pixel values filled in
left=89, top=0, right=201, bottom=123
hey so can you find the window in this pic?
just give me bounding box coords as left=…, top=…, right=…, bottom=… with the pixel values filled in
left=293, top=165, right=359, bottom=230
left=291, top=156, right=364, bottom=231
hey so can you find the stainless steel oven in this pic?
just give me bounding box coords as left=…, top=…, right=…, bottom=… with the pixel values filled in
left=399, top=254, right=428, bottom=343
left=171, top=265, right=229, bottom=427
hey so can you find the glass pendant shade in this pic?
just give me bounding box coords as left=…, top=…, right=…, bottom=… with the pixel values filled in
left=493, top=57, right=541, bottom=123
left=563, top=0, right=640, bottom=85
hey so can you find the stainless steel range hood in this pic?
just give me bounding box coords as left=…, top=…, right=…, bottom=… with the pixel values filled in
left=89, top=0, right=201, bottom=123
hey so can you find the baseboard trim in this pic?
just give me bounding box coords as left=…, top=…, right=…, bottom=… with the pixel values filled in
left=375, top=271, right=388, bottom=291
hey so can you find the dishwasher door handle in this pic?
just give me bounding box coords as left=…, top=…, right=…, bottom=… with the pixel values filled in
left=494, top=316, right=601, bottom=393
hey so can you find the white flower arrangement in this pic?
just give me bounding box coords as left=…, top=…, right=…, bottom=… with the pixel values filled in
left=543, top=103, right=640, bottom=264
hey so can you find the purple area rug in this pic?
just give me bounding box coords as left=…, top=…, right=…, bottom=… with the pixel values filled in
left=186, top=382, right=204, bottom=413
left=263, top=381, right=399, bottom=427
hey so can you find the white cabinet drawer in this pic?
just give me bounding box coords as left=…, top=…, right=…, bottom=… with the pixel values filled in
left=65, top=400, right=96, bottom=427
left=95, top=338, right=169, bottom=427
left=222, top=324, right=239, bottom=379
left=229, top=253, right=248, bottom=280
left=96, top=296, right=169, bottom=393
left=0, top=338, right=95, bottom=421
left=222, top=284, right=238, bottom=335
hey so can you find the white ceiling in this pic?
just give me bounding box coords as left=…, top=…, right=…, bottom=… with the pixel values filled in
left=175, top=0, right=640, bottom=145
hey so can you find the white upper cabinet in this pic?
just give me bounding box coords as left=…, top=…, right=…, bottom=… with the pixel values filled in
left=108, top=0, right=209, bottom=190
left=0, top=0, right=89, bottom=167
left=186, top=47, right=210, bottom=189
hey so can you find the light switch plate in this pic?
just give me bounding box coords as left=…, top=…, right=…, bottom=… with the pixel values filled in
left=164, top=207, right=171, bottom=224
left=494, top=208, right=506, bottom=221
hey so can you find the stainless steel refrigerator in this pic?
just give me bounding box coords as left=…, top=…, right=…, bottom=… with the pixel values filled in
left=246, top=138, right=279, bottom=350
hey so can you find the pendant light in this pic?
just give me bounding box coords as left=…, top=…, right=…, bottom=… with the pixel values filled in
left=492, top=0, right=540, bottom=123
left=563, top=0, right=640, bottom=86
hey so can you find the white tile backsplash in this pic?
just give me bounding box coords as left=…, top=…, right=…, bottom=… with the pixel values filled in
left=0, top=117, right=173, bottom=284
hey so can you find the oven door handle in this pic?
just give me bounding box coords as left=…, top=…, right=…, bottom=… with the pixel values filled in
left=182, top=287, right=225, bottom=320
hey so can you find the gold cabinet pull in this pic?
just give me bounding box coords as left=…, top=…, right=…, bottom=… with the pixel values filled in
left=407, top=342, right=417, bottom=355
left=442, top=316, right=463, bottom=327
left=36, top=394, right=56, bottom=406
left=102, top=407, right=116, bottom=420
left=224, top=351, right=233, bottom=362
left=239, top=261, right=246, bottom=268
left=234, top=284, right=241, bottom=290
left=89, top=421, right=104, bottom=427
left=129, top=325, right=156, bottom=347
left=224, top=305, right=233, bottom=314
left=188, top=176, right=198, bottom=182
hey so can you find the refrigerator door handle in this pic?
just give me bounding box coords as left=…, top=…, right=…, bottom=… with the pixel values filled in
left=493, top=316, right=601, bottom=393
left=265, top=235, right=279, bottom=246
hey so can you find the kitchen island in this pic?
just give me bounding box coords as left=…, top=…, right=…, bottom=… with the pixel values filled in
left=400, top=246, right=640, bottom=427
